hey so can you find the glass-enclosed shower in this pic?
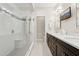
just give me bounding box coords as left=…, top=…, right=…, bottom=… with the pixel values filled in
left=0, top=3, right=35, bottom=56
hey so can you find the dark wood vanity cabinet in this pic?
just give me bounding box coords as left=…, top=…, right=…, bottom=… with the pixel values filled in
left=56, top=43, right=64, bottom=56
left=56, top=42, right=75, bottom=56
left=47, top=33, right=57, bottom=55
left=47, top=33, right=79, bottom=56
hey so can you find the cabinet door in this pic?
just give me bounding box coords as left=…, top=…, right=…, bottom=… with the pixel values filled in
left=47, top=34, right=57, bottom=56
left=63, top=48, right=75, bottom=56
left=57, top=43, right=64, bottom=56
left=49, top=38, right=52, bottom=49
left=57, top=42, right=75, bottom=56
left=47, top=34, right=49, bottom=46
left=47, top=33, right=51, bottom=47
left=51, top=47, right=57, bottom=56
left=51, top=38, right=57, bottom=56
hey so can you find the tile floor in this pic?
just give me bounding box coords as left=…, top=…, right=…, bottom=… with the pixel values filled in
left=29, top=40, right=52, bottom=56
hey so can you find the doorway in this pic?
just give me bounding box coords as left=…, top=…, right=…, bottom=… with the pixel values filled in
left=36, top=16, right=45, bottom=42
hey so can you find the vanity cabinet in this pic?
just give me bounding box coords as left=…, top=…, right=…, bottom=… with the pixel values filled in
left=56, top=41, right=75, bottom=56
left=47, top=33, right=57, bottom=55
left=56, top=43, right=64, bottom=56
left=47, top=33, right=79, bottom=56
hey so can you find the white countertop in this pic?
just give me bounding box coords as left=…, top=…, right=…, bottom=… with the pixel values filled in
left=47, top=32, right=79, bottom=49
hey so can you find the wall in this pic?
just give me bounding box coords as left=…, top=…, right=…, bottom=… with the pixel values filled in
left=0, top=11, right=26, bottom=55
left=32, top=8, right=56, bottom=40
left=61, top=4, right=77, bottom=33
left=0, top=13, right=15, bottom=55
left=46, top=3, right=79, bottom=36
left=32, top=9, right=46, bottom=41
left=0, top=4, right=31, bottom=55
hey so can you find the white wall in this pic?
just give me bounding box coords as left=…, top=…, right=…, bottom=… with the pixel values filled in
left=61, top=4, right=77, bottom=33
left=46, top=3, right=79, bottom=35
left=31, top=8, right=57, bottom=42
left=0, top=11, right=26, bottom=55
left=0, top=13, right=15, bottom=55
left=0, top=4, right=31, bottom=55
left=31, top=9, right=46, bottom=41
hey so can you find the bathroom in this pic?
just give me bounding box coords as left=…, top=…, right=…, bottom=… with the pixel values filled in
left=0, top=3, right=79, bottom=56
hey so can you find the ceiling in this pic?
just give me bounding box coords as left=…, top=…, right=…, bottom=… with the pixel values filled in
left=32, top=3, right=58, bottom=10
left=0, top=3, right=68, bottom=17
left=11, top=3, right=59, bottom=10
left=0, top=3, right=59, bottom=11
left=10, top=3, right=33, bottom=11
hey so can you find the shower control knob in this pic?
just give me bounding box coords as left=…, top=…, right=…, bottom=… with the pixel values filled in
left=11, top=29, right=14, bottom=34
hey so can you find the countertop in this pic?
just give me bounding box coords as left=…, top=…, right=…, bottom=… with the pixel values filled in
left=47, top=31, right=79, bottom=49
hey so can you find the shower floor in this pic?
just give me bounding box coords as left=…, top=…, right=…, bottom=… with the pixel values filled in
left=7, top=42, right=30, bottom=56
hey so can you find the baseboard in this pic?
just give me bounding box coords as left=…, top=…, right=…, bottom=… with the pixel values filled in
left=25, top=41, right=34, bottom=56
